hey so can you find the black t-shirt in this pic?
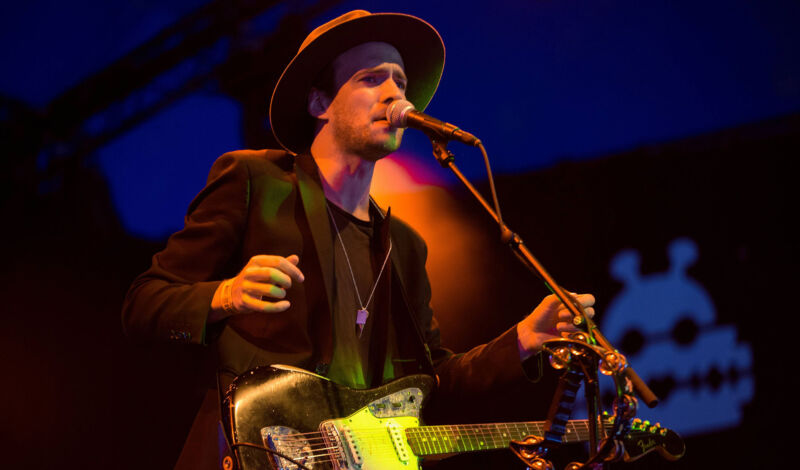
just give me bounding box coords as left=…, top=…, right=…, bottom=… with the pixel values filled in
left=326, top=201, right=396, bottom=388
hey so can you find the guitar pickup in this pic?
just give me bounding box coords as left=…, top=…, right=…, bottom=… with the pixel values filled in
left=386, top=420, right=411, bottom=464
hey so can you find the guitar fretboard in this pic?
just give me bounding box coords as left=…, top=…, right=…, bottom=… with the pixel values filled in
left=405, top=420, right=600, bottom=456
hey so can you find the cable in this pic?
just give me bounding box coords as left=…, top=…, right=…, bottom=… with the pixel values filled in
left=230, top=442, right=312, bottom=470
left=477, top=141, right=503, bottom=225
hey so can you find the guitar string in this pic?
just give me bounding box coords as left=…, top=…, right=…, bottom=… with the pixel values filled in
left=275, top=419, right=598, bottom=444
left=273, top=430, right=521, bottom=463
left=270, top=427, right=658, bottom=470
left=282, top=427, right=585, bottom=447
left=268, top=419, right=645, bottom=467
left=276, top=419, right=598, bottom=440
left=273, top=421, right=599, bottom=450
left=275, top=421, right=603, bottom=450
left=270, top=421, right=602, bottom=462
left=297, top=428, right=662, bottom=466
left=272, top=426, right=608, bottom=466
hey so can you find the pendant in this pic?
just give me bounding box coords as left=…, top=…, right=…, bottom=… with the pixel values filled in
left=356, top=309, right=369, bottom=338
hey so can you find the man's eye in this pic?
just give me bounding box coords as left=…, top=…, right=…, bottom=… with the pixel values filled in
left=396, top=80, right=407, bottom=90
left=361, top=75, right=379, bottom=84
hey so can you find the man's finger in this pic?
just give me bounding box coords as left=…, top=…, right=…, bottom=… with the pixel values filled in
left=241, top=293, right=291, bottom=313
left=242, top=280, right=286, bottom=299
left=275, top=255, right=305, bottom=282
left=557, top=307, right=594, bottom=320
left=570, top=293, right=595, bottom=307
left=556, top=321, right=580, bottom=332
left=244, top=266, right=292, bottom=289
left=249, top=255, right=304, bottom=282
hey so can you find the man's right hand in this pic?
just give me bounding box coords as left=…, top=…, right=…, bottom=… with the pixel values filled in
left=210, top=254, right=305, bottom=322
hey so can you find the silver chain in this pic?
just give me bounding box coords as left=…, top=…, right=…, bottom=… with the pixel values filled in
left=326, top=203, right=392, bottom=312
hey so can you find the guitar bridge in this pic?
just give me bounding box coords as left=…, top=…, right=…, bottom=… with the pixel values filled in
left=319, top=421, right=349, bottom=469
left=260, top=426, right=314, bottom=470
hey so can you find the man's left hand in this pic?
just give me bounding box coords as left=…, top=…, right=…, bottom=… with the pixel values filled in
left=517, top=293, right=595, bottom=361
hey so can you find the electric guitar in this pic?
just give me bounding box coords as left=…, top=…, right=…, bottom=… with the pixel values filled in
left=222, top=365, right=684, bottom=470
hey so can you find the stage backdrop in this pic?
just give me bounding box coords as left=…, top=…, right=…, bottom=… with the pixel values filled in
left=2, top=1, right=798, bottom=469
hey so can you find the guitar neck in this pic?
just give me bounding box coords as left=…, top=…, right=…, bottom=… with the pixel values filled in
left=405, top=419, right=600, bottom=456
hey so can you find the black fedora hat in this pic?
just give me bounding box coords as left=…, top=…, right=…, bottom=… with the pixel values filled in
left=269, top=10, right=445, bottom=155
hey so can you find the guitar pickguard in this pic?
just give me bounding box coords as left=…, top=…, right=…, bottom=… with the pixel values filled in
left=261, top=386, right=425, bottom=470
left=366, top=385, right=425, bottom=419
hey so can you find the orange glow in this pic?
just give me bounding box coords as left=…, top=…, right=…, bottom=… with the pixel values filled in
left=372, top=152, right=492, bottom=345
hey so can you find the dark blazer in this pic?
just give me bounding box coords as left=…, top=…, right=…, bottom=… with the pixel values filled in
left=122, top=150, right=530, bottom=469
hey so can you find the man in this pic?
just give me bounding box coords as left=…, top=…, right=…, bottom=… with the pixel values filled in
left=122, top=10, right=594, bottom=469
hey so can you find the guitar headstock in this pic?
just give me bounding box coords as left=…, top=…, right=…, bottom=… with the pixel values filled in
left=621, top=419, right=685, bottom=462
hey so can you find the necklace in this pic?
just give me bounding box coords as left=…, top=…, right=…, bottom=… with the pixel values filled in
left=326, top=202, right=392, bottom=338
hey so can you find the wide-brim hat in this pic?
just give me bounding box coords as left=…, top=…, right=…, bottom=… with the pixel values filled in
left=269, top=10, right=445, bottom=155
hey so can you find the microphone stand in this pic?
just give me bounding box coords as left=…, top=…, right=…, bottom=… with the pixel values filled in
left=424, top=135, right=659, bottom=464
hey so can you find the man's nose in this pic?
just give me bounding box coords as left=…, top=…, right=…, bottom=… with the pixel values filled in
left=381, top=79, right=405, bottom=103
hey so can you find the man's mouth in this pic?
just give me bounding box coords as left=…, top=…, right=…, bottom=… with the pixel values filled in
left=373, top=118, right=393, bottom=127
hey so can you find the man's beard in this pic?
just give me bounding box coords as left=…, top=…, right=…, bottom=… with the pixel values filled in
left=330, top=112, right=403, bottom=161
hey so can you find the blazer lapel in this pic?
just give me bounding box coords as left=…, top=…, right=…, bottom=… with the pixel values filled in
left=371, top=200, right=434, bottom=375
left=294, top=154, right=335, bottom=317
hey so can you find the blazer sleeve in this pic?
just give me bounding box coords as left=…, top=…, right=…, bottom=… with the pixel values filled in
left=121, top=152, right=251, bottom=345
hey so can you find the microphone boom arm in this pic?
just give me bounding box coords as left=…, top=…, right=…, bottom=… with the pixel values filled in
left=426, top=136, right=659, bottom=410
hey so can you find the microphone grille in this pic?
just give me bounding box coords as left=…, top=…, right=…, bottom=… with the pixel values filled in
left=386, top=100, right=416, bottom=127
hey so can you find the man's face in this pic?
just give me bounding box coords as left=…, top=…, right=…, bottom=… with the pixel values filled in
left=320, top=42, right=407, bottom=161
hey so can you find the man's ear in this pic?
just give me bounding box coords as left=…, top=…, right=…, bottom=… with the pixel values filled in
left=308, top=88, right=332, bottom=119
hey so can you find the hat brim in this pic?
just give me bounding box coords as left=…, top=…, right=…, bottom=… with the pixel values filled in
left=269, top=12, right=445, bottom=155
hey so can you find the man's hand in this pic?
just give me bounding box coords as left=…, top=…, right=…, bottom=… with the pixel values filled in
left=516, top=293, right=595, bottom=361
left=210, top=254, right=305, bottom=323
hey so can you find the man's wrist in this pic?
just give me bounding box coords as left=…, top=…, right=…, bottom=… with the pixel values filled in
left=516, top=323, right=541, bottom=361
left=210, top=278, right=237, bottom=323
left=220, top=278, right=237, bottom=315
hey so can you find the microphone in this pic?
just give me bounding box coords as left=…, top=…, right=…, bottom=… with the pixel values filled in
left=386, top=100, right=481, bottom=146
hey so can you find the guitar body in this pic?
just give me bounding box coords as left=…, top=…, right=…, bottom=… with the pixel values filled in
left=222, top=365, right=684, bottom=469
left=222, top=365, right=434, bottom=470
